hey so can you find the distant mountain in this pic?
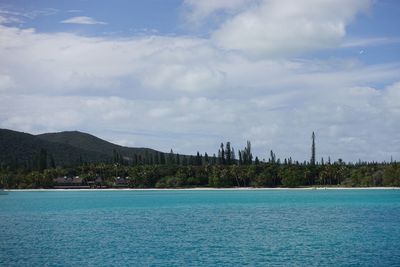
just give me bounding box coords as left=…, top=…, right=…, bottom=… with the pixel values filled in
left=0, top=129, right=164, bottom=169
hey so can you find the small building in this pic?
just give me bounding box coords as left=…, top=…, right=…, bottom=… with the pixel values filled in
left=87, top=177, right=105, bottom=188
left=53, top=176, right=90, bottom=189
left=114, top=176, right=129, bottom=188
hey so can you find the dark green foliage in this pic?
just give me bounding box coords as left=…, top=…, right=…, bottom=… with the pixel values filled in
left=49, top=154, right=56, bottom=168
left=311, top=131, right=316, bottom=166
left=1, top=161, right=399, bottom=189
left=160, top=153, right=166, bottom=165
left=39, top=149, right=47, bottom=171
left=280, top=166, right=308, bottom=187
left=204, top=153, right=209, bottom=164
left=383, top=164, right=400, bottom=186
left=0, top=129, right=168, bottom=169
left=1, top=128, right=399, bottom=189
left=0, top=129, right=110, bottom=168
left=226, top=142, right=231, bottom=165
left=38, top=130, right=165, bottom=166
left=220, top=143, right=225, bottom=165
left=269, top=150, right=276, bottom=164
left=167, top=149, right=174, bottom=165
left=196, top=152, right=202, bottom=166
left=241, top=141, right=253, bottom=165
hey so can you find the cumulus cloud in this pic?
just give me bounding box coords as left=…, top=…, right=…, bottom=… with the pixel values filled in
left=211, top=0, right=372, bottom=56
left=0, top=25, right=229, bottom=94
left=61, top=16, right=107, bottom=25
left=1, top=22, right=397, bottom=97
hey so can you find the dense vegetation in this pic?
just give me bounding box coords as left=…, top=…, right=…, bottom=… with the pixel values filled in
left=0, top=129, right=164, bottom=168
left=1, top=129, right=399, bottom=189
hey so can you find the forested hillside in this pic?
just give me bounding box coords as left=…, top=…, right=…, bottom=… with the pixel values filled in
left=0, top=129, right=164, bottom=169
left=1, top=129, right=399, bottom=189
left=0, top=129, right=111, bottom=168
left=38, top=131, right=161, bottom=160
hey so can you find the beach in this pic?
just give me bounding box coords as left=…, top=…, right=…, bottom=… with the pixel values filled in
left=5, top=186, right=400, bottom=192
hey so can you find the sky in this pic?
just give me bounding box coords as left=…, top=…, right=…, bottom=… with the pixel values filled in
left=0, top=0, right=399, bottom=162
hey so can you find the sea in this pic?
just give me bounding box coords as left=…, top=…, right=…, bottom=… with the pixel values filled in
left=1, top=189, right=399, bottom=266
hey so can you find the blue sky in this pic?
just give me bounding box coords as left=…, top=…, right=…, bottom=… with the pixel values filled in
left=1, top=0, right=183, bottom=35
left=0, top=0, right=399, bottom=162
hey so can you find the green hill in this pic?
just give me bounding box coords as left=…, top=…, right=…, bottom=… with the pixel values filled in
left=0, top=129, right=164, bottom=169
left=37, top=131, right=161, bottom=160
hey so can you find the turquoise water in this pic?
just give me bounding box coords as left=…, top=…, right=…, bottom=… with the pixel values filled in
left=1, top=190, right=399, bottom=266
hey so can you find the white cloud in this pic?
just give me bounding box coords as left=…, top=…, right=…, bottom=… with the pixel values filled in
left=0, top=7, right=58, bottom=24
left=211, top=0, right=372, bottom=57
left=0, top=25, right=228, bottom=94
left=140, top=64, right=226, bottom=92
left=0, top=1, right=399, bottom=162
left=1, top=81, right=400, bottom=161
left=1, top=22, right=396, bottom=98
left=0, top=74, right=14, bottom=92
left=60, top=16, right=107, bottom=25
left=0, top=14, right=23, bottom=24
left=67, top=10, right=82, bottom=13
left=383, top=82, right=400, bottom=114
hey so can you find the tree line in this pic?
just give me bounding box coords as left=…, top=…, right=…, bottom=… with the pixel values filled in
left=1, top=132, right=399, bottom=188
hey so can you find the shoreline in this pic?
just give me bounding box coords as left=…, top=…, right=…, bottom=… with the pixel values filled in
left=4, top=187, right=400, bottom=192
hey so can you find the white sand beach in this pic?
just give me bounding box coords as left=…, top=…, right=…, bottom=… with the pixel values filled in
left=6, top=187, right=400, bottom=192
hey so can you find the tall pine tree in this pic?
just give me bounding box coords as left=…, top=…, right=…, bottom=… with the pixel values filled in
left=226, top=142, right=231, bottom=165
left=311, top=131, right=316, bottom=166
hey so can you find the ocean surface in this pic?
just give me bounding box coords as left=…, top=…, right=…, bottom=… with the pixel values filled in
left=1, top=189, right=399, bottom=266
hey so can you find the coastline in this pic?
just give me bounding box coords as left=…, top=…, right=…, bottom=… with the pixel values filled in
left=5, top=187, right=400, bottom=192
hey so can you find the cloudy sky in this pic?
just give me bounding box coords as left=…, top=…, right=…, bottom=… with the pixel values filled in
left=0, top=0, right=399, bottom=162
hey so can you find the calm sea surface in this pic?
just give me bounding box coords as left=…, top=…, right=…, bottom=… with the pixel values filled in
left=1, top=189, right=399, bottom=266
